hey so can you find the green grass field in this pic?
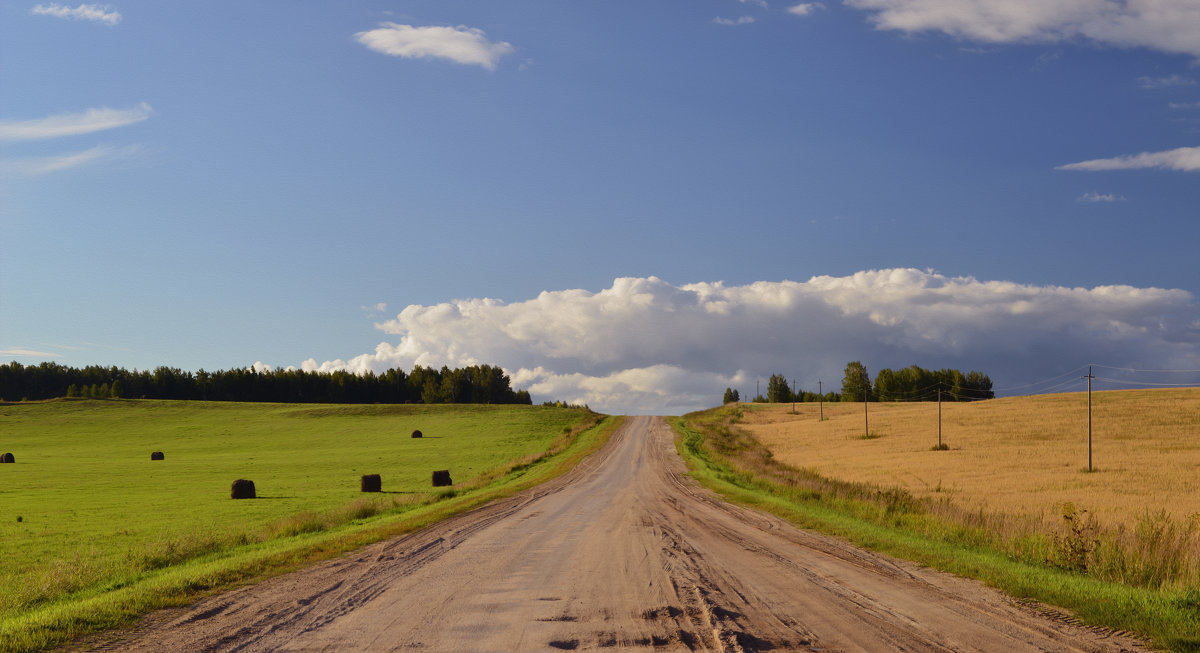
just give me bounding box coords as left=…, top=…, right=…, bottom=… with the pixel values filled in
left=0, top=398, right=609, bottom=651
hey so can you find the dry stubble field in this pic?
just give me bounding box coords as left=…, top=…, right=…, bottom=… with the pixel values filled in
left=742, top=388, right=1200, bottom=531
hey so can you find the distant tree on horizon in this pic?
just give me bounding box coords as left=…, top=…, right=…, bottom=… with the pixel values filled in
left=767, top=374, right=792, bottom=403
left=873, top=364, right=993, bottom=401
left=841, top=361, right=872, bottom=402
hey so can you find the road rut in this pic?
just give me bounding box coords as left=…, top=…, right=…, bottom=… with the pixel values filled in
left=81, top=416, right=1150, bottom=652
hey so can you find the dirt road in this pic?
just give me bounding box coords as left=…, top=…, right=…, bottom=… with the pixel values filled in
left=86, top=416, right=1149, bottom=652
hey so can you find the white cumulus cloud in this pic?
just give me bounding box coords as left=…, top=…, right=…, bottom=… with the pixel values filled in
left=843, top=0, right=1200, bottom=59
left=297, top=271, right=1200, bottom=415
left=355, top=23, right=514, bottom=70
left=0, top=103, right=151, bottom=142
left=787, top=3, right=826, bottom=17
left=1057, top=145, right=1200, bottom=172
left=31, top=3, right=120, bottom=25
left=714, top=16, right=756, bottom=25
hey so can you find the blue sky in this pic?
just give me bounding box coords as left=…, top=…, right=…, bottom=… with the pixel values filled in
left=2, top=1, right=1199, bottom=412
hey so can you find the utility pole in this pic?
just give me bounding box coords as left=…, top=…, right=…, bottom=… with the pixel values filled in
left=791, top=378, right=796, bottom=414
left=757, top=379, right=760, bottom=402
left=818, top=379, right=823, bottom=421
left=863, top=387, right=869, bottom=438
left=937, top=386, right=942, bottom=449
left=1084, top=365, right=1094, bottom=471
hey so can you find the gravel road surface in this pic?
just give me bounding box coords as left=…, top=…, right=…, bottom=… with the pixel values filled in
left=81, top=416, right=1150, bottom=652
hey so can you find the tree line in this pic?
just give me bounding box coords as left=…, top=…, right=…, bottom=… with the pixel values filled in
left=723, top=362, right=994, bottom=405
left=844, top=361, right=994, bottom=401
left=0, top=361, right=533, bottom=405
left=723, top=375, right=840, bottom=405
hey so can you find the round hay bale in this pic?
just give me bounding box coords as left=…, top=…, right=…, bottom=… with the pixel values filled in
left=0, top=452, right=14, bottom=464
left=361, top=474, right=382, bottom=493
left=431, top=470, right=452, bottom=487
left=231, top=479, right=256, bottom=499
left=411, top=429, right=423, bottom=438
left=150, top=451, right=165, bottom=461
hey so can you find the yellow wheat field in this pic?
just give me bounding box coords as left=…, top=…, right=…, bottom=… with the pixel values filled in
left=741, top=388, right=1200, bottom=529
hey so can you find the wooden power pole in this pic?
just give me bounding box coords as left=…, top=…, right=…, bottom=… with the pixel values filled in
left=863, top=387, right=869, bottom=438
left=1085, top=365, right=1094, bottom=471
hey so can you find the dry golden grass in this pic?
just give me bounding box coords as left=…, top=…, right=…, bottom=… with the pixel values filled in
left=742, top=388, right=1200, bottom=531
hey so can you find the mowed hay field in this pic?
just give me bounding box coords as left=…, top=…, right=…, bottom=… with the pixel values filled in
left=0, top=399, right=593, bottom=624
left=742, top=388, right=1200, bottom=531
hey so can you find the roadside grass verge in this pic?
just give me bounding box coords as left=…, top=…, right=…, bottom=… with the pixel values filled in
left=671, top=405, right=1200, bottom=652
left=0, top=401, right=621, bottom=653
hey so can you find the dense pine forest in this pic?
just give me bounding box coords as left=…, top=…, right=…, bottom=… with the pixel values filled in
left=0, top=361, right=532, bottom=405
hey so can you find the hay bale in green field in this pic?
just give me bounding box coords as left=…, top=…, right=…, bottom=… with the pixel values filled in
left=361, top=474, right=382, bottom=492
left=231, top=479, right=256, bottom=499
left=150, top=451, right=165, bottom=460
left=411, top=429, right=423, bottom=438
left=432, top=470, right=452, bottom=487
left=0, top=452, right=14, bottom=463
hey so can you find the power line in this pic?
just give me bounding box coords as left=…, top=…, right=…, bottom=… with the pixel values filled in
left=1090, top=364, right=1200, bottom=374
left=992, top=365, right=1090, bottom=393
left=1035, top=375, right=1092, bottom=394
left=1094, top=376, right=1200, bottom=388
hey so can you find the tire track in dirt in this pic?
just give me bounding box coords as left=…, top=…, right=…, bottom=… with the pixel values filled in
left=73, top=416, right=1153, bottom=652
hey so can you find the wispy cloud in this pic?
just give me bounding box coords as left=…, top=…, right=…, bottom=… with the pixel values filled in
left=1058, top=145, right=1200, bottom=172
left=0, top=144, right=142, bottom=176
left=31, top=3, right=120, bottom=25
left=0, top=103, right=151, bottom=142
left=1077, top=191, right=1126, bottom=202
left=844, top=0, right=1200, bottom=59
left=740, top=0, right=769, bottom=9
left=787, top=3, right=826, bottom=17
left=0, top=347, right=62, bottom=358
left=354, top=23, right=514, bottom=70
left=1033, top=49, right=1063, bottom=70
left=297, top=271, right=1200, bottom=414
left=1137, top=74, right=1196, bottom=89
left=1169, top=101, right=1200, bottom=110
left=714, top=16, right=755, bottom=26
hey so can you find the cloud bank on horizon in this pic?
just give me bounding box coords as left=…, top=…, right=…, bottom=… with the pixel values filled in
left=296, top=270, right=1200, bottom=414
